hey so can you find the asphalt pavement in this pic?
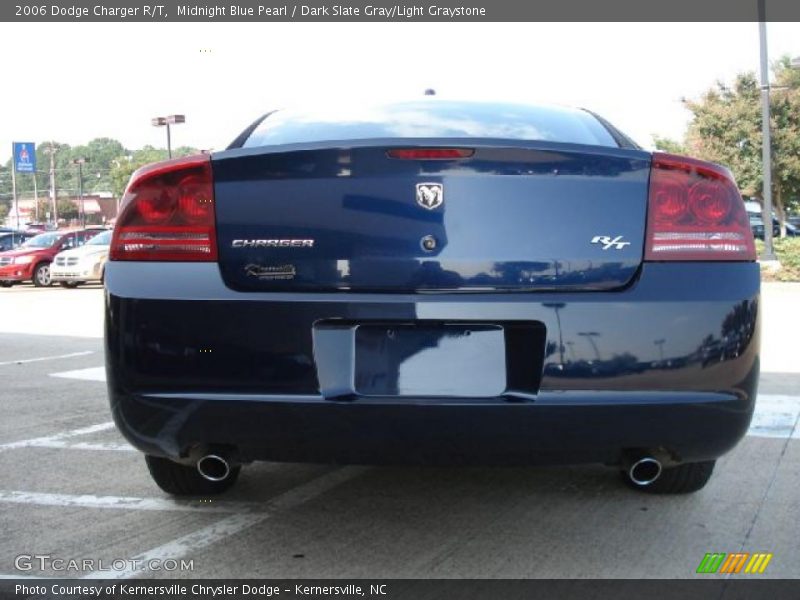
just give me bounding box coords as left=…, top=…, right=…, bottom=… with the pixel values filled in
left=0, top=283, right=797, bottom=579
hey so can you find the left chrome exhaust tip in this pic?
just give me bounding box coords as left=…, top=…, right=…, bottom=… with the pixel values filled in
left=196, top=454, right=231, bottom=482
left=627, top=456, right=663, bottom=486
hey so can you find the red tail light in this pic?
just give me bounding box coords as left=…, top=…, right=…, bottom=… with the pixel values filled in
left=387, top=148, right=474, bottom=160
left=644, top=153, right=755, bottom=261
left=110, top=155, right=217, bottom=261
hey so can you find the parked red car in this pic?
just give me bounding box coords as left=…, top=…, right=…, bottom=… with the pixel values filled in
left=0, top=229, right=100, bottom=287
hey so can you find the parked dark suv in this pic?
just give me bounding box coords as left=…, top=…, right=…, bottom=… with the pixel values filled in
left=0, top=231, right=35, bottom=252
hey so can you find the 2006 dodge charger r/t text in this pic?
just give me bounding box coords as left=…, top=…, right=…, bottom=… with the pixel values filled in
left=104, top=100, right=759, bottom=496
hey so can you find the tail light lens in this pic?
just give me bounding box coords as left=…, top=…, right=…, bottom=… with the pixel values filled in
left=110, top=155, right=217, bottom=261
left=644, top=153, right=755, bottom=261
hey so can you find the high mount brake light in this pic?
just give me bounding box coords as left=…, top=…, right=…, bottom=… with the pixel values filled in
left=110, top=155, right=217, bottom=261
left=644, top=153, right=755, bottom=262
left=386, top=148, right=474, bottom=159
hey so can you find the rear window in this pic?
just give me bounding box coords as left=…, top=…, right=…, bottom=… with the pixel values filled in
left=243, top=101, right=619, bottom=148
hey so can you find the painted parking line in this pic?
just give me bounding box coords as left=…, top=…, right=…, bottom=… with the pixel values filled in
left=82, top=466, right=367, bottom=580
left=749, top=394, right=800, bottom=440
left=0, top=351, right=94, bottom=367
left=25, top=439, right=134, bottom=452
left=49, top=366, right=106, bottom=382
left=0, top=490, right=265, bottom=514
left=0, top=422, right=114, bottom=453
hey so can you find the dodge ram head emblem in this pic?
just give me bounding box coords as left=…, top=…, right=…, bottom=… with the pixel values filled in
left=416, top=183, right=444, bottom=210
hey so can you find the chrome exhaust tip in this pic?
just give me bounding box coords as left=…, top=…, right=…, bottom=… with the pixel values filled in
left=197, top=454, right=231, bottom=482
left=628, top=456, right=662, bottom=486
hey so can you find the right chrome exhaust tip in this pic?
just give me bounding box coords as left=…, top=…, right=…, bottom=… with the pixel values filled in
left=627, top=456, right=663, bottom=486
left=196, top=454, right=231, bottom=482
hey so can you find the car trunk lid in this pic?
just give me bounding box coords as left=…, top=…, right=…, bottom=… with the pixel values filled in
left=212, top=141, right=650, bottom=292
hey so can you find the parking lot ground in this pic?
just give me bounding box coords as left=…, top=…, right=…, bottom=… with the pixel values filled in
left=0, top=283, right=797, bottom=579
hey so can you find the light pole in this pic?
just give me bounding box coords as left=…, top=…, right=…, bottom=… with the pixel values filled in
left=72, top=158, right=89, bottom=227
left=151, top=114, right=185, bottom=158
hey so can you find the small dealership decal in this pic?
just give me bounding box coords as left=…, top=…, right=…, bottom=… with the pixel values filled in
left=244, top=264, right=296, bottom=280
left=696, top=552, right=773, bottom=574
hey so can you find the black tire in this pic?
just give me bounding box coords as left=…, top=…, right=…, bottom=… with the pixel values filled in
left=60, top=281, right=81, bottom=288
left=32, top=263, right=52, bottom=287
left=0, top=281, right=13, bottom=288
left=623, top=460, right=716, bottom=494
left=145, top=455, right=240, bottom=496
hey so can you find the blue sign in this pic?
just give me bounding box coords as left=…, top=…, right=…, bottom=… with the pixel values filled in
left=13, top=142, right=36, bottom=173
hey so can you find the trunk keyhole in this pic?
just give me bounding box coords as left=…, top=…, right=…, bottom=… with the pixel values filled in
left=421, top=235, right=437, bottom=251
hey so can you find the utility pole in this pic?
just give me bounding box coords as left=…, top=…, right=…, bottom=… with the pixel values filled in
left=33, top=168, right=39, bottom=222
left=46, top=142, right=58, bottom=226
left=72, top=158, right=89, bottom=228
left=11, top=156, right=18, bottom=229
left=758, top=0, right=777, bottom=261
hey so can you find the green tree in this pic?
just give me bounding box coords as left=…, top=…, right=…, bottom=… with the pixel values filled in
left=56, top=198, right=79, bottom=220
left=69, top=138, right=126, bottom=193
left=652, top=135, right=687, bottom=155
left=681, top=57, right=800, bottom=236
left=771, top=56, right=800, bottom=229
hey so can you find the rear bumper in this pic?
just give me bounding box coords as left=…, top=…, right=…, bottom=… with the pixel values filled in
left=111, top=389, right=755, bottom=466
left=105, top=261, right=760, bottom=466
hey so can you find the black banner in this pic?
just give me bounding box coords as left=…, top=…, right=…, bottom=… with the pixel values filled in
left=3, top=0, right=800, bottom=22
left=2, top=580, right=800, bottom=600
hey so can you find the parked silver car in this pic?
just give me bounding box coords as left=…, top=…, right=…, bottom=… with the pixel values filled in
left=51, top=229, right=112, bottom=287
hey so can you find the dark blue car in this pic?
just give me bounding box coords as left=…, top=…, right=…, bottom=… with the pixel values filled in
left=105, top=100, right=759, bottom=496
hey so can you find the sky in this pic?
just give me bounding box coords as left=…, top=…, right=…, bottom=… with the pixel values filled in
left=0, top=21, right=798, bottom=164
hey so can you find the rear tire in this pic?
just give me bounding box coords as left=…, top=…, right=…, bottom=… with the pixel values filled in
left=623, top=460, right=715, bottom=494
left=32, top=263, right=52, bottom=287
left=0, top=282, right=13, bottom=288
left=144, top=455, right=240, bottom=496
